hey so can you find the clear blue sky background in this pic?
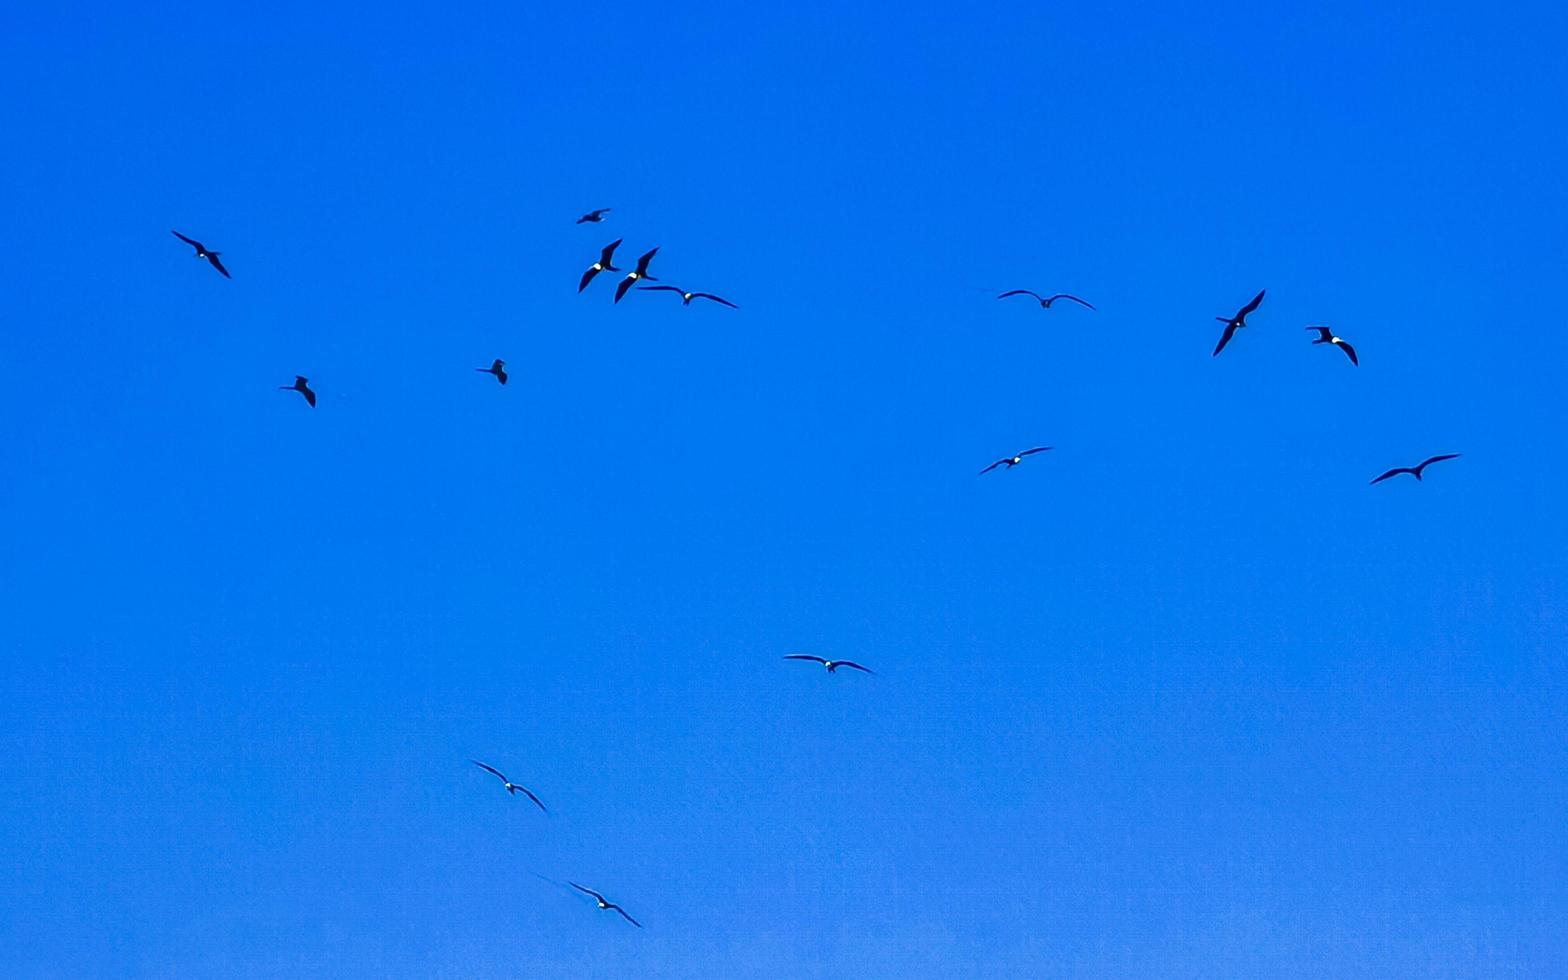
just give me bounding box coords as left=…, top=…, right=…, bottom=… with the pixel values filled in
left=2, top=2, right=1566, bottom=976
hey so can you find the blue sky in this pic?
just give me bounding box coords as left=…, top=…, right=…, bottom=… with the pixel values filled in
left=2, top=1, right=1567, bottom=976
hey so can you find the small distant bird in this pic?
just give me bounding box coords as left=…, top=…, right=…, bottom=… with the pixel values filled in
left=978, top=447, right=1052, bottom=475
left=470, top=760, right=547, bottom=812
left=613, top=247, right=660, bottom=303
left=783, top=655, right=873, bottom=674
left=476, top=359, right=508, bottom=385
left=1212, top=289, right=1266, bottom=356
left=576, top=208, right=611, bottom=224
left=1370, top=453, right=1461, bottom=485
left=579, top=239, right=623, bottom=292
left=997, top=290, right=1095, bottom=311
left=569, top=883, right=642, bottom=927
left=279, top=375, right=316, bottom=408
left=170, top=230, right=231, bottom=279
left=636, top=285, right=737, bottom=308
left=1306, top=326, right=1358, bottom=366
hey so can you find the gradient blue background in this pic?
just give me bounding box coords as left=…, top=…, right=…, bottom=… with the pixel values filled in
left=3, top=2, right=1566, bottom=976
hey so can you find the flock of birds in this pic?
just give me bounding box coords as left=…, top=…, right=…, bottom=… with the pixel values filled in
left=165, top=208, right=1463, bottom=928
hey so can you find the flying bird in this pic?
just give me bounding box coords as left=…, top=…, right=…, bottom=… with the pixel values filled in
left=997, top=290, right=1095, bottom=311
left=279, top=375, right=316, bottom=408
left=978, top=447, right=1052, bottom=475
left=170, top=230, right=231, bottom=279
left=569, top=883, right=642, bottom=927
left=613, top=247, right=660, bottom=303
left=579, top=239, right=623, bottom=292
left=782, top=655, right=873, bottom=675
left=576, top=208, right=611, bottom=224
left=636, top=285, right=737, bottom=308
left=476, top=359, right=508, bottom=385
left=1212, top=289, right=1266, bottom=356
left=1370, top=453, right=1461, bottom=485
left=470, top=760, right=547, bottom=812
left=1306, top=326, right=1358, bottom=366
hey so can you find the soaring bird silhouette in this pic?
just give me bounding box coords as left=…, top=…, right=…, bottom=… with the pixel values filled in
left=1212, top=289, right=1266, bottom=356
left=576, top=208, right=611, bottom=224
left=978, top=447, right=1052, bottom=475
left=170, top=230, right=231, bottom=279
left=470, top=760, right=546, bottom=811
left=278, top=375, right=316, bottom=407
left=613, top=247, right=660, bottom=303
left=636, top=285, right=737, bottom=308
left=1306, top=326, right=1358, bottom=366
left=569, top=883, right=642, bottom=927
left=476, top=359, right=508, bottom=385
left=783, top=655, right=873, bottom=674
left=579, top=240, right=622, bottom=292
left=1370, top=453, right=1461, bottom=485
left=996, top=290, right=1095, bottom=311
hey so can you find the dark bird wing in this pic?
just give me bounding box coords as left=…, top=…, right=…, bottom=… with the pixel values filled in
left=997, top=289, right=1043, bottom=302
left=569, top=882, right=608, bottom=902
left=783, top=655, right=829, bottom=665
left=609, top=905, right=642, bottom=928
left=835, top=661, right=874, bottom=674
left=1046, top=294, right=1095, bottom=310
left=171, top=229, right=202, bottom=249
left=1335, top=339, right=1358, bottom=365
left=689, top=293, right=737, bottom=308
left=1212, top=321, right=1239, bottom=356
left=206, top=253, right=231, bottom=278
left=614, top=276, right=638, bottom=303
left=634, top=247, right=659, bottom=275
left=1370, top=467, right=1412, bottom=485
left=637, top=285, right=685, bottom=295
left=1236, top=289, right=1266, bottom=319
left=471, top=760, right=508, bottom=782
left=302, top=387, right=316, bottom=408
left=978, top=459, right=1007, bottom=475
left=496, top=370, right=508, bottom=385
left=600, top=239, right=623, bottom=265
left=579, top=266, right=603, bottom=292
left=1417, top=453, right=1462, bottom=469
left=1307, top=325, right=1333, bottom=341
left=517, top=785, right=547, bottom=813
left=1018, top=447, right=1052, bottom=457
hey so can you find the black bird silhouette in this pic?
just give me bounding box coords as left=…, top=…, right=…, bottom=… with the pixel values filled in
left=170, top=230, right=231, bottom=279
left=997, top=290, right=1095, bottom=311
left=978, top=447, right=1052, bottom=475
left=1306, top=326, right=1358, bottom=366
left=279, top=375, right=316, bottom=408
left=636, top=285, right=737, bottom=308
left=579, top=240, right=623, bottom=292
left=476, top=359, right=508, bottom=385
left=783, top=654, right=873, bottom=674
left=613, top=247, right=660, bottom=303
left=1370, top=453, right=1461, bottom=485
left=576, top=208, right=611, bottom=224
left=470, top=760, right=547, bottom=811
left=1212, top=289, right=1266, bottom=356
left=569, top=883, right=642, bottom=927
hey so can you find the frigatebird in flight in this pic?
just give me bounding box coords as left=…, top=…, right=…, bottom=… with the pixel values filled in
left=278, top=375, right=316, bottom=408
left=1306, top=326, right=1358, bottom=366
left=476, top=359, right=508, bottom=385
left=576, top=208, right=611, bottom=224
left=579, top=239, right=622, bottom=292
left=613, top=247, right=660, bottom=303
left=569, top=883, right=642, bottom=927
left=470, top=760, right=547, bottom=812
left=1212, top=289, right=1266, bottom=356
left=979, top=447, right=1052, bottom=475
left=997, top=290, right=1095, bottom=311
left=636, top=286, right=737, bottom=308
left=170, top=230, right=231, bottom=279
left=783, top=655, right=873, bottom=675
left=1370, top=454, right=1461, bottom=485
